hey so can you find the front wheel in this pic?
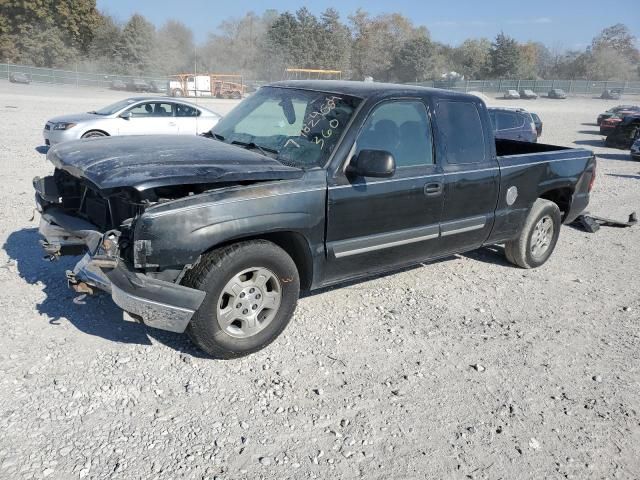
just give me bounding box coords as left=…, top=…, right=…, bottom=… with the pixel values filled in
left=171, top=88, right=183, bottom=97
left=182, top=240, right=300, bottom=359
left=505, top=199, right=561, bottom=269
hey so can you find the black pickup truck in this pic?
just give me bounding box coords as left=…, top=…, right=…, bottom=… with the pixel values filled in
left=34, top=81, right=596, bottom=358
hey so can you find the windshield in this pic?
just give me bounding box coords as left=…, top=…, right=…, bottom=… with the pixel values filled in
left=93, top=98, right=137, bottom=115
left=211, top=86, right=362, bottom=169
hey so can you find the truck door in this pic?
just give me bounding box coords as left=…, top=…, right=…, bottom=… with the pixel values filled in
left=434, top=100, right=499, bottom=254
left=324, top=99, right=444, bottom=284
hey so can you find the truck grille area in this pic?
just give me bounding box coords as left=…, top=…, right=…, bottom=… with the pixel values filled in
left=53, top=169, right=144, bottom=231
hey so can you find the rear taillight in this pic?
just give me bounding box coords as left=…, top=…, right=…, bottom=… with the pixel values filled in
left=588, top=162, right=596, bottom=192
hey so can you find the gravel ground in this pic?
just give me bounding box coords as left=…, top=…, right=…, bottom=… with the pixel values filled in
left=0, top=82, right=639, bottom=480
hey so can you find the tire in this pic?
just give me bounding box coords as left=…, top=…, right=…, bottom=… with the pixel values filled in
left=172, top=88, right=183, bottom=97
left=504, top=198, right=561, bottom=269
left=81, top=130, right=108, bottom=139
left=182, top=240, right=300, bottom=359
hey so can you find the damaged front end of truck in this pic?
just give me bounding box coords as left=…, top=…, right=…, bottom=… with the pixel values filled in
left=33, top=135, right=304, bottom=333
left=34, top=168, right=209, bottom=333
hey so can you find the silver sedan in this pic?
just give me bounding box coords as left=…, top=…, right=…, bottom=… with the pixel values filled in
left=43, top=97, right=221, bottom=146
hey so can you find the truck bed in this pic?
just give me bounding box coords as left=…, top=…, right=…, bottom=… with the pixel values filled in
left=496, top=138, right=572, bottom=157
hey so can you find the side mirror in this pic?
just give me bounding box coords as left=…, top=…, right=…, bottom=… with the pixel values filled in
left=120, top=111, right=132, bottom=120
left=347, top=149, right=396, bottom=178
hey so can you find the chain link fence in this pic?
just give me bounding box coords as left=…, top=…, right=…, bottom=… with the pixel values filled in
left=0, top=63, right=166, bottom=88
left=408, top=79, right=640, bottom=96
left=3, top=62, right=640, bottom=97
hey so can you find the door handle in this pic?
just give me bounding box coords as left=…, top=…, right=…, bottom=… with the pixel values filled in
left=168, top=122, right=176, bottom=126
left=424, top=182, right=443, bottom=196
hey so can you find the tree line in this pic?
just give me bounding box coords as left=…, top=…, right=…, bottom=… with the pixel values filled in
left=1, top=1, right=639, bottom=81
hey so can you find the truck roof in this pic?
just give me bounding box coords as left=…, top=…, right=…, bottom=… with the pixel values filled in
left=269, top=80, right=483, bottom=103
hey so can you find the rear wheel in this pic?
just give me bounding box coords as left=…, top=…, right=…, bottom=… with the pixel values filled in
left=505, top=198, right=561, bottom=269
left=81, top=130, right=107, bottom=139
left=171, top=88, right=184, bottom=97
left=182, top=240, right=300, bottom=359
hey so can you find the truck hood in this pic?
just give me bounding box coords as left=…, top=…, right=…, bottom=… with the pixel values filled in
left=46, top=135, right=304, bottom=191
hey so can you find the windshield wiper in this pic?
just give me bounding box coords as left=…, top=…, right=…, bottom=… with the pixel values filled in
left=231, top=140, right=279, bottom=157
left=212, top=133, right=225, bottom=141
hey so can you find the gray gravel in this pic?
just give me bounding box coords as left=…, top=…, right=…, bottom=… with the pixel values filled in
left=0, top=82, right=639, bottom=479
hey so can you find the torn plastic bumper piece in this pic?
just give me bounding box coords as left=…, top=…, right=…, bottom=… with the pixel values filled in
left=38, top=205, right=103, bottom=257
left=572, top=211, right=637, bottom=233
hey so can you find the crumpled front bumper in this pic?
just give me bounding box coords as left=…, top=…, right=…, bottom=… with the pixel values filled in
left=37, top=204, right=206, bottom=333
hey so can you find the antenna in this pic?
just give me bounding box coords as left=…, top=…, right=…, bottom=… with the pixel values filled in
left=194, top=43, right=199, bottom=133
left=193, top=44, right=198, bottom=106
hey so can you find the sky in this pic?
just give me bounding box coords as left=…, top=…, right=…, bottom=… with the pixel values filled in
left=96, top=0, right=640, bottom=50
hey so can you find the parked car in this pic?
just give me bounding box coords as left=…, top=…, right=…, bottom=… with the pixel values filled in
left=110, top=79, right=126, bottom=91
left=42, top=97, right=221, bottom=146
left=631, top=138, right=640, bottom=161
left=605, top=114, right=640, bottom=149
left=149, top=80, right=167, bottom=94
left=519, top=89, right=538, bottom=99
left=33, top=81, right=596, bottom=358
left=530, top=112, right=542, bottom=137
left=600, top=89, right=621, bottom=100
left=488, top=107, right=538, bottom=142
left=597, top=105, right=640, bottom=125
left=9, top=72, right=30, bottom=84
left=503, top=89, right=520, bottom=99
left=548, top=89, right=567, bottom=99
left=126, top=79, right=151, bottom=92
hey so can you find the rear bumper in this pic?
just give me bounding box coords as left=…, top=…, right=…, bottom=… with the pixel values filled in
left=565, top=192, right=590, bottom=224
left=599, top=126, right=616, bottom=135
left=36, top=201, right=205, bottom=333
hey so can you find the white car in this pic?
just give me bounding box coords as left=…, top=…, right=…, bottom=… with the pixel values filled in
left=43, top=97, right=221, bottom=146
left=503, top=89, right=520, bottom=99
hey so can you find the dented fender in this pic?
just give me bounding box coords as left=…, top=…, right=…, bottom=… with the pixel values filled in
left=131, top=170, right=328, bottom=273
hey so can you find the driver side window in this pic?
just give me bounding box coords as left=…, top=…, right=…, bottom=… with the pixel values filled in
left=356, top=101, right=433, bottom=167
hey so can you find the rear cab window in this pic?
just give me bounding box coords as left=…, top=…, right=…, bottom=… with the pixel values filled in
left=435, top=101, right=486, bottom=164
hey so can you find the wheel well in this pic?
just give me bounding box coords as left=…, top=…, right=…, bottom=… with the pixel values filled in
left=539, top=188, right=572, bottom=220
left=81, top=129, right=109, bottom=138
left=202, top=232, right=314, bottom=291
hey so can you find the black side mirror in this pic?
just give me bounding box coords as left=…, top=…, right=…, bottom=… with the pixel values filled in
left=347, top=149, right=396, bottom=178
